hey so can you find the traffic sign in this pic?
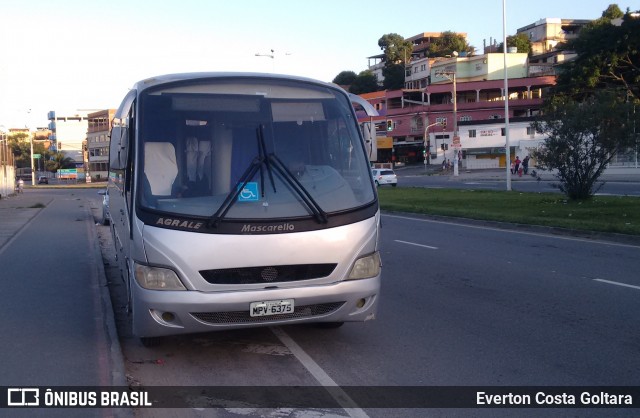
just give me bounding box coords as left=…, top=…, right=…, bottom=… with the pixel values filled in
left=58, top=168, right=78, bottom=179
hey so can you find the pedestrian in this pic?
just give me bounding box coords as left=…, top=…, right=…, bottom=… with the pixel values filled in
left=514, top=156, right=521, bottom=175
left=510, top=160, right=515, bottom=174
left=522, top=155, right=530, bottom=175
left=442, top=159, right=447, bottom=171
left=17, top=178, right=24, bottom=193
left=518, top=164, right=523, bottom=177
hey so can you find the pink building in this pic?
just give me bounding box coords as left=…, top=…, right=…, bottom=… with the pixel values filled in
left=359, top=75, right=555, bottom=169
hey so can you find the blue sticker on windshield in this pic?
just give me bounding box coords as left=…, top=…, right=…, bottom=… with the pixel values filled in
left=238, top=182, right=259, bottom=202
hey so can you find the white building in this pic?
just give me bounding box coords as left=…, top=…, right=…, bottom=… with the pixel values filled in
left=87, top=109, right=115, bottom=181
left=431, top=118, right=544, bottom=170
left=516, top=18, right=590, bottom=76
left=48, top=110, right=97, bottom=166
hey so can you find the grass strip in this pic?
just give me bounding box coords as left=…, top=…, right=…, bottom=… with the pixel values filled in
left=377, top=187, right=640, bottom=236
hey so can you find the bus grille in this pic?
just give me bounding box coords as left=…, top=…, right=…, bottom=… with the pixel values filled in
left=199, top=264, right=337, bottom=285
left=190, top=302, right=345, bottom=324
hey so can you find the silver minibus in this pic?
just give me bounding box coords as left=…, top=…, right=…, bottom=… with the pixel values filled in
left=107, top=73, right=381, bottom=346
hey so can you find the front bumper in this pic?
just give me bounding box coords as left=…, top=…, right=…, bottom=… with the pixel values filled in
left=131, top=275, right=380, bottom=338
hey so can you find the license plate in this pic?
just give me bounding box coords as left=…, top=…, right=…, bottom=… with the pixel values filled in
left=250, top=299, right=295, bottom=317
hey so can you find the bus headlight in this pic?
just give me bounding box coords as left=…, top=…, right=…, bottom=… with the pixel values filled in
left=347, top=252, right=381, bottom=280
left=134, top=263, right=186, bottom=290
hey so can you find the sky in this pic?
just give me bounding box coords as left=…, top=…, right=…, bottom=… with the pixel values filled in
left=1, top=0, right=639, bottom=130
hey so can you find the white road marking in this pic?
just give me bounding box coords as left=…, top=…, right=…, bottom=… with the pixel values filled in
left=271, top=327, right=370, bottom=418
left=394, top=240, right=438, bottom=250
left=593, top=279, right=640, bottom=291
left=383, top=213, right=640, bottom=249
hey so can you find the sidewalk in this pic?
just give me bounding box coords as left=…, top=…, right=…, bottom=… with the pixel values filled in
left=0, top=189, right=128, bottom=417
left=0, top=191, right=52, bottom=250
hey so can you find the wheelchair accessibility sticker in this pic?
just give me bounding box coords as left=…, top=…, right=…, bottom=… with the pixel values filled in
left=238, top=182, right=259, bottom=202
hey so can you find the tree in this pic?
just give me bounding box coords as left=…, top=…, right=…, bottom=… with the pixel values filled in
left=332, top=71, right=357, bottom=86
left=377, top=33, right=413, bottom=90
left=532, top=92, right=639, bottom=200
left=498, top=33, right=532, bottom=54
left=382, top=63, right=405, bottom=90
left=428, top=31, right=473, bottom=57
left=8, top=133, right=33, bottom=168
left=555, top=7, right=640, bottom=100
left=601, top=3, right=624, bottom=19
left=45, top=152, right=75, bottom=173
left=377, top=33, right=413, bottom=65
left=8, top=133, right=57, bottom=170
left=349, top=70, right=379, bottom=94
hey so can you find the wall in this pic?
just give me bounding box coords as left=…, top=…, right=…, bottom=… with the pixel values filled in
left=0, top=164, right=16, bottom=197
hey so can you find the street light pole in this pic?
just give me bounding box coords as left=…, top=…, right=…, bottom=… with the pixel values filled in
left=26, top=109, right=36, bottom=185
left=423, top=119, right=442, bottom=171
left=503, top=0, right=512, bottom=190
left=255, top=49, right=275, bottom=59
left=452, top=73, right=459, bottom=176
left=255, top=49, right=292, bottom=74
left=437, top=70, right=459, bottom=176
left=255, top=49, right=275, bottom=72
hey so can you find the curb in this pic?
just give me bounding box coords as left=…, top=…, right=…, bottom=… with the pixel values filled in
left=85, top=199, right=134, bottom=418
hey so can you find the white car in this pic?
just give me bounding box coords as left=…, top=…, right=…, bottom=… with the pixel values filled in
left=372, top=169, right=397, bottom=187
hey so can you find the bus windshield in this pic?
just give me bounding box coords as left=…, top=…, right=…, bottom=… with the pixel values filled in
left=137, top=77, right=376, bottom=224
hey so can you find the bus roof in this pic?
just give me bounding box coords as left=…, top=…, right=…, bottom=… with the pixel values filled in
left=132, top=72, right=343, bottom=94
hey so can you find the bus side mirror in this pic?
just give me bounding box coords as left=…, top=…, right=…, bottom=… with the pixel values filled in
left=109, top=125, right=128, bottom=170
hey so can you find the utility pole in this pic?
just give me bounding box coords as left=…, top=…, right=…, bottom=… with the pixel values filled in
left=423, top=119, right=443, bottom=172
left=503, top=0, right=512, bottom=190
left=436, top=70, right=459, bottom=176
left=27, top=109, right=36, bottom=185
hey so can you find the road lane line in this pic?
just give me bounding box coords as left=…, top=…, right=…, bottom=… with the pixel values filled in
left=271, top=326, right=370, bottom=418
left=394, top=239, right=438, bottom=250
left=383, top=213, right=640, bottom=249
left=593, top=279, right=640, bottom=291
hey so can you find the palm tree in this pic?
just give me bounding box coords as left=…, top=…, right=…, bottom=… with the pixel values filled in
left=45, top=152, right=76, bottom=172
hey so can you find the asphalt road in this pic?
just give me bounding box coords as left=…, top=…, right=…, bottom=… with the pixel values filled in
left=398, top=171, right=640, bottom=196
left=90, top=196, right=640, bottom=417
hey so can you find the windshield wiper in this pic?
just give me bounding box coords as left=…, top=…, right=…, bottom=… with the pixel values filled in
left=208, top=125, right=277, bottom=228
left=268, top=154, right=328, bottom=224
left=208, top=125, right=328, bottom=227
left=257, top=124, right=277, bottom=197
left=208, top=156, right=262, bottom=228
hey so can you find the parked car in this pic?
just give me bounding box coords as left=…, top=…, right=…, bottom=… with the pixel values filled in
left=98, top=189, right=110, bottom=225
left=37, top=176, right=49, bottom=184
left=371, top=169, right=397, bottom=187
